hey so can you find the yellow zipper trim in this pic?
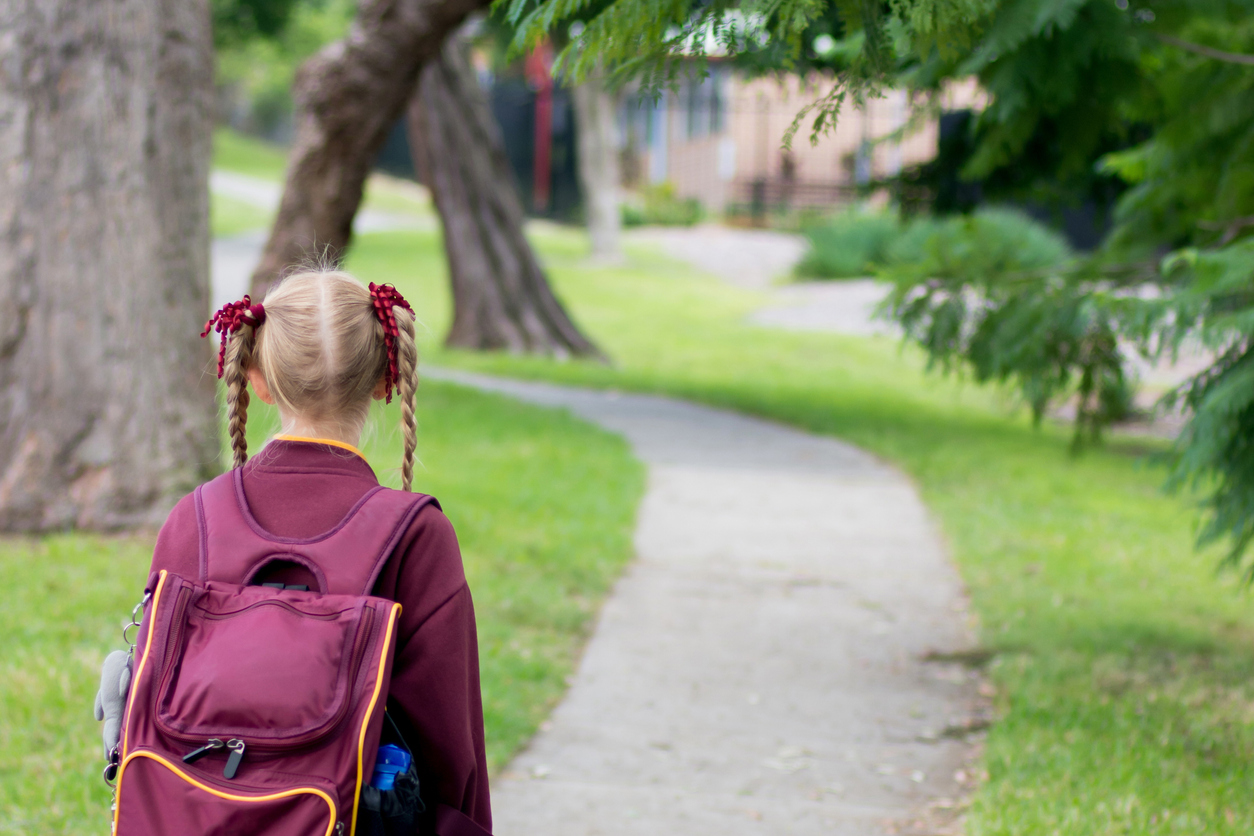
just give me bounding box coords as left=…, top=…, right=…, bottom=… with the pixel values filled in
left=273, top=434, right=366, bottom=460
left=120, top=570, right=167, bottom=760
left=113, top=750, right=337, bottom=836
left=351, top=601, right=403, bottom=836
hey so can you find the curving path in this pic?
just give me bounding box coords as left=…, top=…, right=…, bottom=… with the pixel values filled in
left=208, top=177, right=980, bottom=833
left=626, top=225, right=899, bottom=337
left=425, top=370, right=980, bottom=836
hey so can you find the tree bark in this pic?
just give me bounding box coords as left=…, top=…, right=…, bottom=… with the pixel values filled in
left=572, top=72, right=623, bottom=260
left=407, top=36, right=601, bottom=357
left=249, top=0, right=490, bottom=294
left=0, top=0, right=220, bottom=529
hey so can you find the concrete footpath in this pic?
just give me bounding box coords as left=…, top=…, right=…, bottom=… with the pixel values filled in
left=426, top=370, right=981, bottom=836
left=206, top=178, right=982, bottom=832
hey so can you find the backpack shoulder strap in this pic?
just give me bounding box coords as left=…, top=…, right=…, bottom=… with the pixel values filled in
left=195, top=469, right=438, bottom=595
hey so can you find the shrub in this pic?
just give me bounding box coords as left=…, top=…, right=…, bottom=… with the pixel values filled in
left=883, top=216, right=947, bottom=266
left=797, top=205, right=1072, bottom=281
left=795, top=210, right=900, bottom=279
left=892, top=207, right=1074, bottom=274
left=621, top=183, right=703, bottom=227
left=215, top=0, right=356, bottom=140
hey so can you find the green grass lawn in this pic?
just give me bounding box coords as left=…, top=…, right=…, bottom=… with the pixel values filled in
left=209, top=129, right=433, bottom=239
left=212, top=128, right=288, bottom=181
left=0, top=381, right=642, bottom=833
left=210, top=192, right=273, bottom=237
left=334, top=222, right=1254, bottom=835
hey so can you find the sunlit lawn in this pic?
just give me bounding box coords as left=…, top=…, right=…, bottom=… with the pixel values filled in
left=211, top=128, right=288, bottom=181
left=209, top=129, right=434, bottom=236
left=210, top=192, right=272, bottom=237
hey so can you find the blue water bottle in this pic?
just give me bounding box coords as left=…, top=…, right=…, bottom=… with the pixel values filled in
left=370, top=744, right=412, bottom=790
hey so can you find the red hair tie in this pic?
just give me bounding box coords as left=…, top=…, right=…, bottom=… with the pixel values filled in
left=369, top=283, right=414, bottom=403
left=201, top=295, right=266, bottom=378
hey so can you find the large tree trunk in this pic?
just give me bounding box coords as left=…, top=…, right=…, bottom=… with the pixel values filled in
left=407, top=36, right=601, bottom=357
left=0, top=0, right=219, bottom=529
left=572, top=72, right=622, bottom=260
left=249, top=0, right=490, bottom=294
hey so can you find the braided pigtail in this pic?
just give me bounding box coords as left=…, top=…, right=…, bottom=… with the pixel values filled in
left=203, top=296, right=266, bottom=470
left=223, top=326, right=257, bottom=468
left=395, top=308, right=418, bottom=491
left=368, top=282, right=418, bottom=492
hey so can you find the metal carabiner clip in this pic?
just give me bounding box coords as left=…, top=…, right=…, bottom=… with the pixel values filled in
left=103, top=747, right=120, bottom=786
left=122, top=590, right=152, bottom=664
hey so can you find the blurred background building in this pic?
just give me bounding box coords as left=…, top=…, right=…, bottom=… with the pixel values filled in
left=348, top=70, right=981, bottom=225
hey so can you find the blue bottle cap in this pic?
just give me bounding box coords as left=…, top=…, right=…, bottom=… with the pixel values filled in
left=370, top=744, right=413, bottom=790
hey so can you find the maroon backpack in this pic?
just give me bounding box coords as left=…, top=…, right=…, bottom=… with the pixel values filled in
left=112, top=470, right=433, bottom=836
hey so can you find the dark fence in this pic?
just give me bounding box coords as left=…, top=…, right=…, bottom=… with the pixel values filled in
left=490, top=79, right=581, bottom=221
left=370, top=79, right=583, bottom=222
left=731, top=178, right=857, bottom=210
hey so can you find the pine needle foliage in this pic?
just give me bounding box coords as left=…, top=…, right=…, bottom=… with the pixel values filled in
left=878, top=208, right=1135, bottom=449
left=1158, top=242, right=1254, bottom=575
left=878, top=0, right=1254, bottom=570
left=213, top=0, right=301, bottom=46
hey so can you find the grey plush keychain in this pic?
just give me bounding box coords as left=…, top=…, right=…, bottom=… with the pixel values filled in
left=93, top=650, right=132, bottom=759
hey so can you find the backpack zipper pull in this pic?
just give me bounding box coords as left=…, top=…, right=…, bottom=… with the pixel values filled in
left=182, top=739, right=224, bottom=764
left=223, top=739, right=246, bottom=779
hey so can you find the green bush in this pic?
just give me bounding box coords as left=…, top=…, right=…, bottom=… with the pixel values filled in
left=882, top=215, right=946, bottom=266
left=621, top=183, right=703, bottom=227
left=215, top=0, right=355, bottom=137
left=887, top=207, right=1073, bottom=273
left=795, top=210, right=900, bottom=278
left=797, top=206, right=1072, bottom=281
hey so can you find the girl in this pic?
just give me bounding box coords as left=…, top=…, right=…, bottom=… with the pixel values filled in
left=151, top=270, right=491, bottom=834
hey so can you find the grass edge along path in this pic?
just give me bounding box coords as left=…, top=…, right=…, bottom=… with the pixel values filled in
left=340, top=223, right=1254, bottom=836
left=0, top=380, right=643, bottom=834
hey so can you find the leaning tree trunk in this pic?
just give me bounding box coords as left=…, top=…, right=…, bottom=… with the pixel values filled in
left=572, top=71, right=622, bottom=260
left=249, top=0, right=490, bottom=294
left=407, top=35, right=601, bottom=357
left=0, top=0, right=219, bottom=529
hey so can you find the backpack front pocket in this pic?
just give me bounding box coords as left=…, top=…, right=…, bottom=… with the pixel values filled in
left=115, top=749, right=339, bottom=836
left=156, top=582, right=373, bottom=745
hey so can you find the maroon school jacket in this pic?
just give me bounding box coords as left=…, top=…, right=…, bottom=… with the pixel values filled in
left=150, top=438, right=492, bottom=836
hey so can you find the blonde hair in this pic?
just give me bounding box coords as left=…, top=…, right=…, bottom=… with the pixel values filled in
left=220, top=270, right=419, bottom=490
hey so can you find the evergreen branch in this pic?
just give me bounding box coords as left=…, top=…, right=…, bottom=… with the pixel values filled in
left=1197, top=215, right=1254, bottom=245
left=1157, top=34, right=1254, bottom=67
